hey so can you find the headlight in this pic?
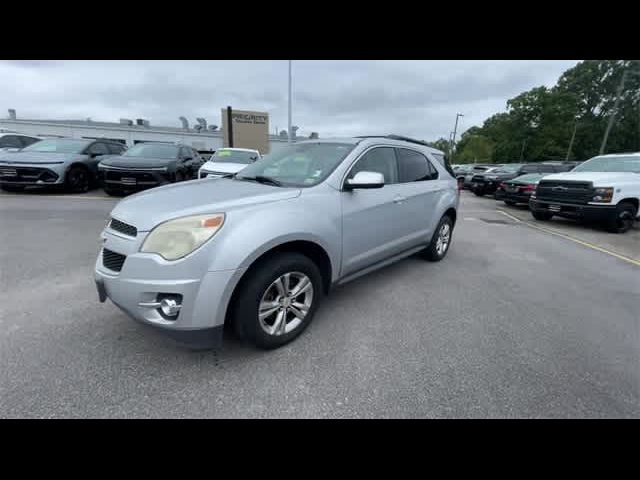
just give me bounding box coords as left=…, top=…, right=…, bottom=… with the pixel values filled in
left=140, top=213, right=225, bottom=261
left=592, top=187, right=614, bottom=203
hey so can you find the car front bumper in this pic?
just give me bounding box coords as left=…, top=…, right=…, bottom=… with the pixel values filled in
left=99, top=168, right=172, bottom=190
left=529, top=198, right=618, bottom=222
left=0, top=163, right=65, bottom=185
left=94, top=229, right=245, bottom=348
left=503, top=191, right=533, bottom=204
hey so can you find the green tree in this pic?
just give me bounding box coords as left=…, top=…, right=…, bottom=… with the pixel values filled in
left=456, top=134, right=495, bottom=164
left=446, top=60, right=640, bottom=163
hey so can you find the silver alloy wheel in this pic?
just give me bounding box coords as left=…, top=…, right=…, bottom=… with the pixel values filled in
left=435, top=222, right=451, bottom=256
left=258, top=271, right=314, bottom=336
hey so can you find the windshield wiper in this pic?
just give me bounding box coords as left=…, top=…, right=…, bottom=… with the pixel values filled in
left=237, top=175, right=282, bottom=186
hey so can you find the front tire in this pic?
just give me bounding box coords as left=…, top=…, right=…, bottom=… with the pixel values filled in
left=531, top=210, right=554, bottom=221
left=606, top=202, right=637, bottom=234
left=421, top=215, right=454, bottom=262
left=473, top=188, right=485, bottom=197
left=65, top=166, right=90, bottom=193
left=232, top=252, right=324, bottom=350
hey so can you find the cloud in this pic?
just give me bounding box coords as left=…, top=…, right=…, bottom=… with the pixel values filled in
left=0, top=60, right=578, bottom=140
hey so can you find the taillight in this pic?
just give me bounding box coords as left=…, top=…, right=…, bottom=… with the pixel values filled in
left=499, top=182, right=506, bottom=189
left=522, top=185, right=535, bottom=192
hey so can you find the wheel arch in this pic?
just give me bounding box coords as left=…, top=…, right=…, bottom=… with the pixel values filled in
left=223, top=239, right=334, bottom=329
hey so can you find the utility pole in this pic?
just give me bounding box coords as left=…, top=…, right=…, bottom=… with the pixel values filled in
left=519, top=138, right=527, bottom=162
left=288, top=60, right=292, bottom=144
left=450, top=113, right=463, bottom=162
left=566, top=120, right=578, bottom=161
left=600, top=70, right=628, bottom=155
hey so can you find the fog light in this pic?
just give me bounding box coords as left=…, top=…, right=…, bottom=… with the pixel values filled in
left=139, top=293, right=183, bottom=320
left=160, top=298, right=181, bottom=317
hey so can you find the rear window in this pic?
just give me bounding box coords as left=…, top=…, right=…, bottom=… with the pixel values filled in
left=431, top=152, right=455, bottom=177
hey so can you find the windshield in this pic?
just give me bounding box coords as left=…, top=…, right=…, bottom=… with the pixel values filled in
left=21, top=138, right=90, bottom=154
left=236, top=142, right=355, bottom=187
left=572, top=155, right=640, bottom=173
left=212, top=150, right=257, bottom=164
left=123, top=144, right=179, bottom=159
left=494, top=164, right=523, bottom=173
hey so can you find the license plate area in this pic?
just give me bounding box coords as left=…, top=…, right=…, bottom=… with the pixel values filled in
left=121, top=177, right=137, bottom=186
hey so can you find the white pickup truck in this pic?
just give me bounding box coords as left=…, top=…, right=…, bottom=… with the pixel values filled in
left=529, top=152, right=640, bottom=233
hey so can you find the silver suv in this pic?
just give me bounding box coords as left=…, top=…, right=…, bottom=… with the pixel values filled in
left=95, top=136, right=459, bottom=349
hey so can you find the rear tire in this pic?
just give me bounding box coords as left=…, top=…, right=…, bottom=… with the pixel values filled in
left=473, top=188, right=485, bottom=197
left=231, top=252, right=324, bottom=350
left=504, top=199, right=517, bottom=206
left=1, top=185, right=24, bottom=192
left=421, top=215, right=454, bottom=262
left=175, top=171, right=185, bottom=182
left=605, top=202, right=637, bottom=234
left=531, top=210, right=553, bottom=221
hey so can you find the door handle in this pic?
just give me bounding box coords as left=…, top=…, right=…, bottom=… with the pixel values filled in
left=393, top=195, right=406, bottom=204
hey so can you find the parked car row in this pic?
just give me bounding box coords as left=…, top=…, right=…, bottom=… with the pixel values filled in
left=465, top=154, right=640, bottom=234
left=0, top=135, right=262, bottom=196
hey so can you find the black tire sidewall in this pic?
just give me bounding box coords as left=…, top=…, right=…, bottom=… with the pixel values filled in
left=532, top=210, right=553, bottom=221
left=423, top=215, right=454, bottom=262
left=607, top=202, right=636, bottom=233
left=66, top=166, right=89, bottom=193
left=233, top=252, right=324, bottom=349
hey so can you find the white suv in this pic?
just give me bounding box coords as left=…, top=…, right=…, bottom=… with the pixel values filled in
left=530, top=153, right=640, bottom=233
left=198, top=148, right=261, bottom=179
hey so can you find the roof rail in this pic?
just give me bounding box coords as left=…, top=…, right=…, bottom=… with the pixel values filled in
left=355, top=134, right=433, bottom=148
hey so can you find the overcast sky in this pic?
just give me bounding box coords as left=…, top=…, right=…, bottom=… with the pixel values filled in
left=0, top=60, right=579, bottom=140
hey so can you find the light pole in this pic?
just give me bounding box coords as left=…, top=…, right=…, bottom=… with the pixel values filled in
left=450, top=113, right=464, bottom=162
left=288, top=60, right=292, bottom=144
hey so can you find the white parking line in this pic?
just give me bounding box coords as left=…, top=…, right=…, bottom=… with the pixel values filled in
left=496, top=209, right=640, bottom=268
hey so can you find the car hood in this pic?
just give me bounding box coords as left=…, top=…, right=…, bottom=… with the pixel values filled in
left=110, top=178, right=301, bottom=231
left=200, top=162, right=249, bottom=174
left=540, top=171, right=637, bottom=184
left=99, top=156, right=173, bottom=169
left=0, top=151, right=81, bottom=164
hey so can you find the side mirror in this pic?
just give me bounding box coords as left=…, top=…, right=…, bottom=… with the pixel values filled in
left=344, top=171, right=385, bottom=190
left=250, top=156, right=258, bottom=162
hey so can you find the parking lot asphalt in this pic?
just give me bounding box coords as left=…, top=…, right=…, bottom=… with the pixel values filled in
left=1, top=189, right=638, bottom=418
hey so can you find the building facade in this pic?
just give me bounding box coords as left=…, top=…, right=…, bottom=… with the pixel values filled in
left=0, top=116, right=308, bottom=154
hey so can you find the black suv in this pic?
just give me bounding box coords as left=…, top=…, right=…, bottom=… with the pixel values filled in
left=471, top=163, right=572, bottom=197
left=97, top=143, right=204, bottom=196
